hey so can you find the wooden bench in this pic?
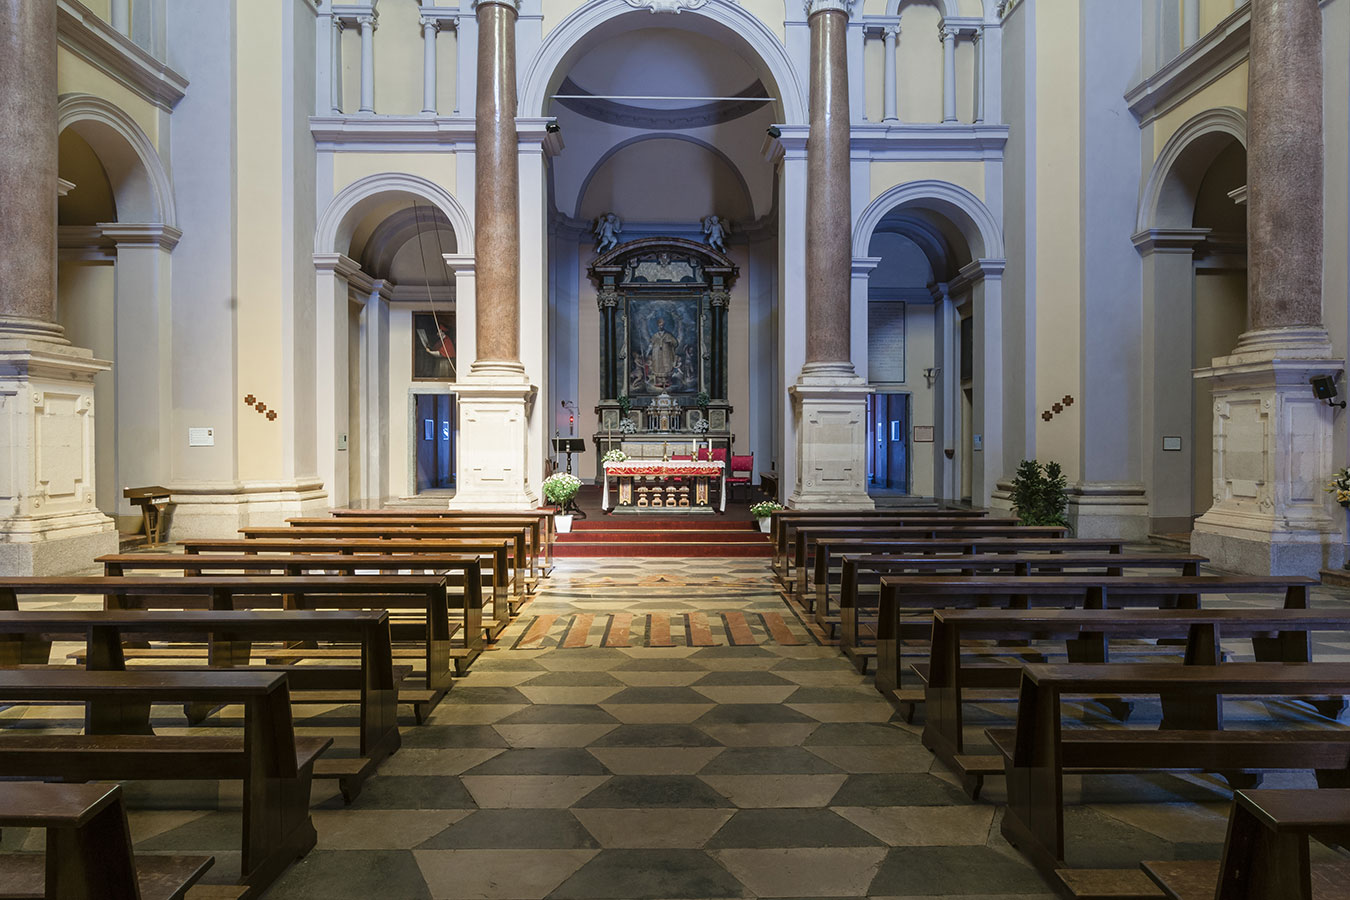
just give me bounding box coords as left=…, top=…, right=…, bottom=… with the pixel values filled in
left=242, top=524, right=536, bottom=592
left=286, top=515, right=551, bottom=574
left=1142, top=788, right=1350, bottom=900
left=920, top=606, right=1350, bottom=798
left=992, top=662, right=1350, bottom=877
left=0, top=608, right=399, bottom=803
left=0, top=668, right=327, bottom=897
left=99, top=551, right=502, bottom=642
left=0, top=782, right=223, bottom=900
left=788, top=524, right=1070, bottom=604
left=772, top=513, right=1008, bottom=583
left=767, top=507, right=989, bottom=571
left=183, top=536, right=519, bottom=606
left=319, top=509, right=556, bottom=574
left=836, top=552, right=1204, bottom=673
left=875, top=573, right=1318, bottom=701
left=0, top=575, right=466, bottom=718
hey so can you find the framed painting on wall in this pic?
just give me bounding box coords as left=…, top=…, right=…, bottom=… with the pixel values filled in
left=626, top=296, right=699, bottom=397
left=414, top=312, right=456, bottom=381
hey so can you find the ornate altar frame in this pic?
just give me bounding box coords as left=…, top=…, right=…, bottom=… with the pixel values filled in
left=590, top=238, right=739, bottom=474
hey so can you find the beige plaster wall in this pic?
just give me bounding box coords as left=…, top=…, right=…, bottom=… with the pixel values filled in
left=373, top=0, right=426, bottom=115
left=869, top=161, right=985, bottom=202
left=1151, top=62, right=1248, bottom=156
left=1031, top=0, right=1081, bottom=481
left=57, top=46, right=161, bottom=142
left=333, top=153, right=459, bottom=197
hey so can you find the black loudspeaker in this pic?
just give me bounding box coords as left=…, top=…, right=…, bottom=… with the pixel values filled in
left=1311, top=375, right=1347, bottom=408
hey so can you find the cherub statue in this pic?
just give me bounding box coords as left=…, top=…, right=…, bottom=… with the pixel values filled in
left=594, top=212, right=622, bottom=254
left=702, top=215, right=730, bottom=254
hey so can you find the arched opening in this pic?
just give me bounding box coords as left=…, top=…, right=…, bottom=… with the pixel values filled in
left=315, top=182, right=465, bottom=506
left=855, top=181, right=1005, bottom=506
left=541, top=15, right=784, bottom=488
left=55, top=96, right=177, bottom=532
left=1137, top=109, right=1248, bottom=534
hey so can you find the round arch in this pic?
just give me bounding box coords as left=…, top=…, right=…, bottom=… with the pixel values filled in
left=520, top=0, right=808, bottom=125
left=1136, top=106, right=1247, bottom=233
left=316, top=172, right=474, bottom=257
left=853, top=179, right=1004, bottom=262
left=885, top=0, right=956, bottom=20
left=57, top=93, right=176, bottom=227
left=572, top=133, right=755, bottom=220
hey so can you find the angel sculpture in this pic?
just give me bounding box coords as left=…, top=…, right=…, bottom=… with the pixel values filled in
left=702, top=215, right=730, bottom=254
left=594, top=212, right=622, bottom=254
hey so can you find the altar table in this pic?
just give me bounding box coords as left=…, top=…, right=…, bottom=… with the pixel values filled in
left=602, top=460, right=726, bottom=513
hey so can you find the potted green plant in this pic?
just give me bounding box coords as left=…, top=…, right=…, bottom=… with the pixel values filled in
left=541, top=473, right=581, bottom=533
left=750, top=500, right=783, bottom=534
left=1326, top=468, right=1350, bottom=569
left=1009, top=459, right=1070, bottom=530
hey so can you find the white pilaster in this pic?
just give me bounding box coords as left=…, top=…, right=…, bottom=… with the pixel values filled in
left=420, top=17, right=438, bottom=114
left=882, top=26, right=898, bottom=122
left=1183, top=0, right=1200, bottom=46
left=358, top=13, right=376, bottom=114
left=313, top=253, right=360, bottom=510
left=331, top=16, right=344, bottom=114
left=941, top=24, right=958, bottom=123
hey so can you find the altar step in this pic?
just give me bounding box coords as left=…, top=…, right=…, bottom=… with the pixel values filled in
left=556, top=519, right=771, bottom=557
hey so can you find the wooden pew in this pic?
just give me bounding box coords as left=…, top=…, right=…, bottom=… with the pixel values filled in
left=772, top=512, right=1005, bottom=581
left=0, top=668, right=327, bottom=897
left=788, top=524, right=1071, bottom=607
left=921, top=606, right=1350, bottom=798
left=99, top=551, right=503, bottom=642
left=0, top=575, right=466, bottom=718
left=1142, top=789, right=1350, bottom=900
left=180, top=536, right=518, bottom=608
left=0, top=608, right=399, bottom=803
left=286, top=515, right=550, bottom=574
left=767, top=507, right=989, bottom=570
left=835, top=552, right=1204, bottom=673
left=0, top=782, right=221, bottom=900
left=992, top=662, right=1350, bottom=877
left=241, top=524, right=536, bottom=592
left=875, top=573, right=1319, bottom=704
left=321, top=509, right=556, bottom=574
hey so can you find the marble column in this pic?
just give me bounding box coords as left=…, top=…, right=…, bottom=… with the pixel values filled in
left=0, top=0, right=116, bottom=572
left=881, top=26, right=898, bottom=122
left=941, top=25, right=957, bottom=123
left=788, top=0, right=873, bottom=510
left=358, top=14, right=376, bottom=114
left=1191, top=0, right=1342, bottom=575
left=453, top=0, right=537, bottom=509
left=330, top=17, right=344, bottom=114
left=421, top=17, right=439, bottom=115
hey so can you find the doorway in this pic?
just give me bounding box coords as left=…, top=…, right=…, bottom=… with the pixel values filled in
left=867, top=393, right=910, bottom=494
left=413, top=393, right=456, bottom=493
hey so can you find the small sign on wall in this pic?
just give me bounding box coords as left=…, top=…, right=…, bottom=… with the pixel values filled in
left=913, top=426, right=934, bottom=443
left=188, top=427, right=214, bottom=447
left=1162, top=436, right=1183, bottom=451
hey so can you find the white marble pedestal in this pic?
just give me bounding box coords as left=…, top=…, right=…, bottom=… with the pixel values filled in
left=1191, top=327, right=1345, bottom=576
left=788, top=362, right=875, bottom=510
left=451, top=363, right=539, bottom=510
left=0, top=332, right=117, bottom=574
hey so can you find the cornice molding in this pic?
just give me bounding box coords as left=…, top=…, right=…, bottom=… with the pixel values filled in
left=1125, top=4, right=1249, bottom=125
left=768, top=122, right=1009, bottom=162
left=56, top=0, right=188, bottom=112
left=98, top=223, right=182, bottom=250
left=1131, top=227, right=1211, bottom=255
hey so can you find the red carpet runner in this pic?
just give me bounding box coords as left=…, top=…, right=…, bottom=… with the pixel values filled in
left=555, top=517, right=772, bottom=557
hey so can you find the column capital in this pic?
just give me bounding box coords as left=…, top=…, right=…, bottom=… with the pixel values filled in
left=420, top=10, right=458, bottom=29
left=939, top=22, right=958, bottom=41
left=98, top=223, right=183, bottom=251
left=882, top=24, right=899, bottom=41
left=803, top=0, right=854, bottom=19
left=356, top=12, right=377, bottom=28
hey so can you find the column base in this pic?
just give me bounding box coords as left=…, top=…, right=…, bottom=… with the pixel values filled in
left=787, top=362, right=875, bottom=511
left=451, top=365, right=539, bottom=510
left=0, top=332, right=117, bottom=574
left=1190, top=326, right=1344, bottom=576
left=1068, top=482, right=1150, bottom=541
left=166, top=480, right=330, bottom=540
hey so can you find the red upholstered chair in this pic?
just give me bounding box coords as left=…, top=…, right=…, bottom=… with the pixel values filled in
left=671, top=455, right=692, bottom=461
left=695, top=447, right=712, bottom=461
left=727, top=453, right=754, bottom=502
left=710, top=449, right=727, bottom=464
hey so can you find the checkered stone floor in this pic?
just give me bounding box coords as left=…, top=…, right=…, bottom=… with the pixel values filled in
left=9, top=556, right=1350, bottom=898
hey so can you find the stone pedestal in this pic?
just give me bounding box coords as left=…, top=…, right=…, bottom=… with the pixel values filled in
left=788, top=362, right=874, bottom=510
left=1068, top=483, right=1150, bottom=541
left=0, top=330, right=117, bottom=573
left=452, top=362, right=538, bottom=510
left=1191, top=327, right=1343, bottom=575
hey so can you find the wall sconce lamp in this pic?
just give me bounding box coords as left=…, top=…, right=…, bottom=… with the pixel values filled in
left=1311, top=374, right=1346, bottom=409
left=923, top=367, right=940, bottom=387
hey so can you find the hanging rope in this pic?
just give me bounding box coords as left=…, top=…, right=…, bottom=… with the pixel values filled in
left=411, top=198, right=455, bottom=378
